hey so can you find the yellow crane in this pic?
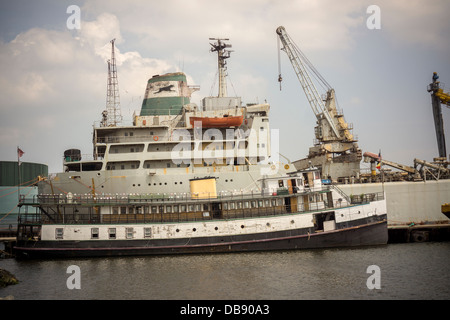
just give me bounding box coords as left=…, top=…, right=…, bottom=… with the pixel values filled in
left=427, top=72, right=450, bottom=158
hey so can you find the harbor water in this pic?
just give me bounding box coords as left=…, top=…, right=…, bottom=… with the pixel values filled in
left=1, top=242, right=449, bottom=300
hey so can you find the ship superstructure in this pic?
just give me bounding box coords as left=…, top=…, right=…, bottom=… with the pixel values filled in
left=42, top=38, right=291, bottom=197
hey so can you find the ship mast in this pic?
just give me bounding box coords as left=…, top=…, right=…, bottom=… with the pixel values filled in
left=209, top=38, right=232, bottom=97
left=102, top=39, right=122, bottom=127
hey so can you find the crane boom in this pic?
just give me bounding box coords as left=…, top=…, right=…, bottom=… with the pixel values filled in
left=276, top=26, right=340, bottom=139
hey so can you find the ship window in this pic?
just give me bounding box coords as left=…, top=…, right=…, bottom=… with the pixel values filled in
left=244, top=201, right=249, bottom=209
left=271, top=199, right=277, bottom=207
left=120, top=207, right=127, bottom=214
left=144, top=228, right=152, bottom=238
left=181, top=205, right=186, bottom=212
left=121, top=165, right=125, bottom=170
left=196, top=204, right=202, bottom=211
left=173, top=205, right=179, bottom=213
left=230, top=202, right=235, bottom=209
left=167, top=163, right=171, bottom=168
left=129, top=207, right=134, bottom=214
left=130, top=148, right=134, bottom=152
left=188, top=204, right=194, bottom=212
left=237, top=202, right=242, bottom=209
left=258, top=200, right=263, bottom=207
left=112, top=207, right=119, bottom=214
left=265, top=200, right=270, bottom=207
left=125, top=132, right=128, bottom=136
left=223, top=202, right=228, bottom=210
left=55, top=228, right=64, bottom=239
left=126, top=227, right=134, bottom=239
left=130, top=132, right=134, bottom=137
left=91, top=228, right=99, bottom=239
left=108, top=228, right=116, bottom=239
left=151, top=206, right=157, bottom=213
left=166, top=206, right=172, bottom=213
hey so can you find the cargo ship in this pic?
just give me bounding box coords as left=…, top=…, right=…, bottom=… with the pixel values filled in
left=13, top=38, right=387, bottom=258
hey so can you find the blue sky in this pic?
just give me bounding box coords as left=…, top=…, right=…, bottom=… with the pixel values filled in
left=0, top=0, right=449, bottom=173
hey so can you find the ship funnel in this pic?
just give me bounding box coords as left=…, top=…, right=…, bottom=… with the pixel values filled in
left=140, top=72, right=198, bottom=116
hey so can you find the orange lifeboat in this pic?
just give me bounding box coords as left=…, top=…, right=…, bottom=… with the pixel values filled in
left=190, top=115, right=244, bottom=128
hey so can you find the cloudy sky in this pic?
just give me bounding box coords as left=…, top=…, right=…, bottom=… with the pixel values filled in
left=0, top=0, right=449, bottom=173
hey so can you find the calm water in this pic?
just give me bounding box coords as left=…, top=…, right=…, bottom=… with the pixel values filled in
left=1, top=242, right=449, bottom=300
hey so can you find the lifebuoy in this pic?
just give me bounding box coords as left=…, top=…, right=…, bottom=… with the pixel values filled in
left=153, top=135, right=159, bottom=141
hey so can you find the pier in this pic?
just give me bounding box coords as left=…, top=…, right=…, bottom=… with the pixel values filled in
left=388, top=223, right=450, bottom=243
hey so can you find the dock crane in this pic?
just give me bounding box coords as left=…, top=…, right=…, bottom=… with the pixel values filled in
left=276, top=26, right=361, bottom=181
left=427, top=72, right=449, bottom=159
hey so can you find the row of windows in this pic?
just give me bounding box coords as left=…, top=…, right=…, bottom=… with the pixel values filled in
left=109, top=198, right=286, bottom=215
left=55, top=227, right=150, bottom=240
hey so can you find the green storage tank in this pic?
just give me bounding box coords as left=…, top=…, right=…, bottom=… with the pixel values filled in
left=140, top=72, right=193, bottom=116
left=0, top=161, right=48, bottom=187
left=0, top=161, right=47, bottom=230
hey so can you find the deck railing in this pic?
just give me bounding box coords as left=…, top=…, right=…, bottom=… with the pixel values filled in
left=16, top=188, right=384, bottom=226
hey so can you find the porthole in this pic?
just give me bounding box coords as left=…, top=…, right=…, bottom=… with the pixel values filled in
left=214, top=227, right=218, bottom=231
left=193, top=228, right=197, bottom=232
left=176, top=229, right=180, bottom=232
left=241, top=225, right=245, bottom=229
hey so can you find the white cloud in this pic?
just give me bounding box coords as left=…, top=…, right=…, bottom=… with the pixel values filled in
left=0, top=12, right=178, bottom=172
